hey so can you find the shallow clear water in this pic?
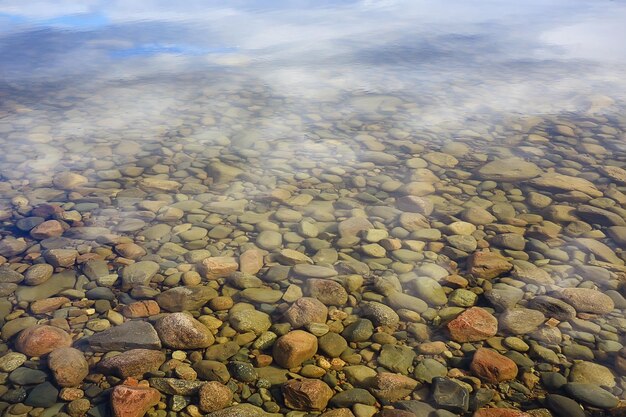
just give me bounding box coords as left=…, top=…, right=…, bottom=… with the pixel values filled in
left=0, top=1, right=625, bottom=416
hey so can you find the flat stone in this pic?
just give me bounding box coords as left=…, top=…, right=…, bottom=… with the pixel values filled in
left=156, top=286, right=218, bottom=312
left=89, top=321, right=161, bottom=352
left=98, top=349, right=166, bottom=378
left=555, top=288, right=615, bottom=315
left=15, top=270, right=76, bottom=302
left=431, top=377, right=470, bottom=413
left=564, top=383, right=619, bottom=409
left=478, top=158, right=541, bottom=182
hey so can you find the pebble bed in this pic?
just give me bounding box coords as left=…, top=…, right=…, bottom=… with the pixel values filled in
left=0, top=73, right=625, bottom=417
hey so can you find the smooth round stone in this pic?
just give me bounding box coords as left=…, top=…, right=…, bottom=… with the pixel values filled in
left=564, top=383, right=618, bottom=409
left=292, top=264, right=337, bottom=278
left=256, top=231, right=283, bottom=250
left=546, top=394, right=585, bottom=417
left=503, top=337, right=529, bottom=352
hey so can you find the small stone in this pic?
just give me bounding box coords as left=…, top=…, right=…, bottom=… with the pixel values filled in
left=377, top=344, right=416, bottom=375
left=499, top=308, right=545, bottom=334
left=15, top=325, right=72, bottom=357
left=53, top=172, right=88, bottom=190
left=564, top=383, right=619, bottom=409
left=23, top=263, right=54, bottom=286
left=48, top=347, right=89, bottom=387
left=555, top=288, right=615, bottom=315
left=284, top=297, right=328, bottom=328
left=0, top=352, right=27, bottom=372
left=155, top=312, right=214, bottom=349
left=431, top=377, right=470, bottom=413
left=111, top=380, right=161, bottom=417
left=89, top=321, right=161, bottom=352
left=307, top=279, right=348, bottom=306
left=197, top=257, right=238, bottom=279
left=467, top=251, right=512, bottom=279
left=447, top=307, right=498, bottom=342
left=470, top=348, right=518, bottom=383
left=273, top=330, right=318, bottom=369
left=156, top=285, right=218, bottom=312
left=30, top=220, right=64, bottom=239
left=370, top=372, right=418, bottom=402
left=122, top=300, right=160, bottom=318
left=282, top=378, right=334, bottom=410
left=98, top=349, right=166, bottom=378
left=568, top=361, right=615, bottom=387
left=199, top=381, right=233, bottom=412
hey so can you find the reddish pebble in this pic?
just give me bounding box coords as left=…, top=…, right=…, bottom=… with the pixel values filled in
left=111, top=380, right=161, bottom=417
left=447, top=307, right=498, bottom=342
left=122, top=300, right=160, bottom=318
left=30, top=220, right=65, bottom=239
left=470, top=348, right=518, bottom=384
left=15, top=325, right=72, bottom=357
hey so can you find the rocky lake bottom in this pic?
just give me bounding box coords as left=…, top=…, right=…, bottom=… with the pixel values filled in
left=0, top=76, right=624, bottom=417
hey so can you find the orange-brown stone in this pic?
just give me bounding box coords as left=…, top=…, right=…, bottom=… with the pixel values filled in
left=122, top=300, right=160, bottom=318
left=447, top=307, right=498, bottom=342
left=15, top=325, right=72, bottom=357
left=31, top=297, right=70, bottom=314
left=470, top=348, right=518, bottom=384
left=273, top=330, right=318, bottom=369
left=111, top=379, right=161, bottom=417
left=467, top=251, right=512, bottom=279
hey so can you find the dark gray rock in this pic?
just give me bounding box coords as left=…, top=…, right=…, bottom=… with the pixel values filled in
left=89, top=321, right=161, bottom=352
left=431, top=377, right=469, bottom=413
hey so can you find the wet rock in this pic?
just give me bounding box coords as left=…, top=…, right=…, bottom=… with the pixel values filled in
left=467, top=251, right=512, bottom=279
left=155, top=312, right=214, bottom=349
left=370, top=372, right=418, bottom=402
left=473, top=409, right=531, bottom=417
left=98, top=349, right=166, bottom=378
left=25, top=381, right=59, bottom=407
left=528, top=296, right=576, bottom=321
left=15, top=325, right=72, bottom=357
left=360, top=301, right=400, bottom=327
left=378, top=344, right=416, bottom=375
left=470, top=348, right=518, bottom=383
left=30, top=220, right=64, bottom=239
left=89, top=321, right=161, bottom=352
left=199, top=381, right=233, bottom=412
left=282, top=378, right=334, bottom=410
left=23, top=263, right=54, bottom=286
left=197, top=256, right=238, bottom=279
left=273, top=330, right=318, bottom=368
left=546, top=394, right=585, bottom=417
left=564, top=383, right=618, bottom=409
left=307, top=279, right=348, bottom=306
left=156, top=285, right=218, bottom=312
left=499, top=308, right=545, bottom=334
left=477, top=157, right=541, bottom=182
left=229, top=309, right=271, bottom=334
left=529, top=173, right=602, bottom=198
left=568, top=361, right=615, bottom=387
left=121, top=261, right=159, bottom=289
left=431, top=377, right=470, bottom=413
left=319, top=332, right=348, bottom=358
left=110, top=380, right=160, bottom=417
left=447, top=307, right=498, bottom=342
left=554, top=288, right=614, bottom=315
left=122, top=300, right=160, bottom=318
left=205, top=403, right=281, bottom=417
left=48, top=347, right=89, bottom=387
left=0, top=237, right=28, bottom=257
left=342, top=318, right=374, bottom=342
left=53, top=172, right=88, bottom=190
left=284, top=297, right=328, bottom=328
left=9, top=366, right=47, bottom=384
left=396, top=196, right=434, bottom=215
left=0, top=352, right=27, bottom=372
left=149, top=378, right=205, bottom=395
left=330, top=388, right=376, bottom=407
